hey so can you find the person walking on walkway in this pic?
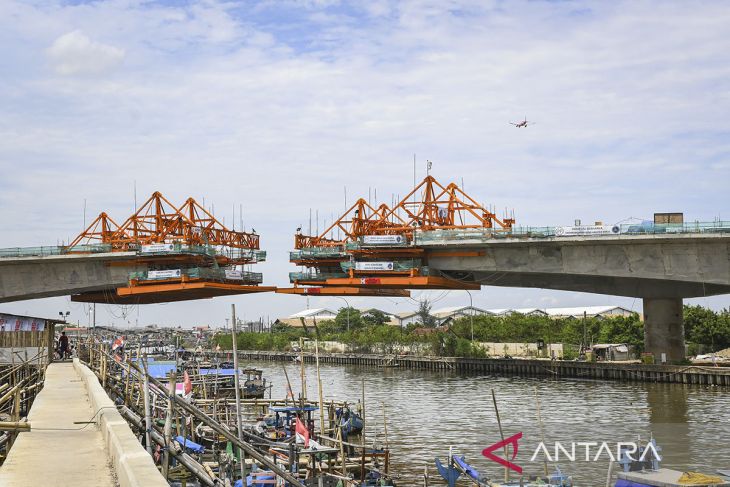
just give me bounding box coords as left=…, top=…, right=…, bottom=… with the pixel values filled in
left=58, top=331, right=69, bottom=360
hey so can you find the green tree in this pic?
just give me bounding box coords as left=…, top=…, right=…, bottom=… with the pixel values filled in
left=335, top=307, right=362, bottom=331
left=416, top=299, right=437, bottom=327
left=362, top=309, right=390, bottom=327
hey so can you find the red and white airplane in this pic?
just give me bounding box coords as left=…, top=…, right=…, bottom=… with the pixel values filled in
left=510, top=116, right=534, bottom=128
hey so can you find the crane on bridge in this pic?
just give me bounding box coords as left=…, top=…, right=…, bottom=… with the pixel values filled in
left=69, top=192, right=273, bottom=304
left=278, top=175, right=515, bottom=295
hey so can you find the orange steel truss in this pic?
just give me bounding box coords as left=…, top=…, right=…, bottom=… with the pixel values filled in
left=69, top=192, right=259, bottom=251
left=294, top=176, right=514, bottom=248
left=294, top=199, right=407, bottom=249
left=68, top=212, right=129, bottom=248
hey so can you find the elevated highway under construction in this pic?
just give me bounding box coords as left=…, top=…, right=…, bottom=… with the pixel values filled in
left=0, top=176, right=729, bottom=361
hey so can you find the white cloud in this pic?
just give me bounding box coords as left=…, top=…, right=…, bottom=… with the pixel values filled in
left=46, top=30, right=124, bottom=75
left=1, top=0, right=729, bottom=325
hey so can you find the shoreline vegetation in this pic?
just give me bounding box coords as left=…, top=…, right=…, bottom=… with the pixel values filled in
left=213, top=305, right=730, bottom=362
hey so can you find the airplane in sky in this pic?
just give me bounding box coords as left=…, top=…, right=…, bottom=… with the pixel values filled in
left=510, top=116, right=534, bottom=128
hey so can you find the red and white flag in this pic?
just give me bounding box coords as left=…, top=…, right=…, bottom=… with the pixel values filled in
left=295, top=417, right=310, bottom=448
left=112, top=337, right=125, bottom=351
left=183, top=370, right=193, bottom=396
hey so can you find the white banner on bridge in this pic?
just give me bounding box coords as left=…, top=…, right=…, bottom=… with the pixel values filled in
left=141, top=243, right=175, bottom=253
left=355, top=261, right=394, bottom=271
left=555, top=225, right=620, bottom=236
left=224, top=269, right=243, bottom=280
left=0, top=314, right=46, bottom=332
left=362, top=235, right=405, bottom=245
left=148, top=269, right=182, bottom=279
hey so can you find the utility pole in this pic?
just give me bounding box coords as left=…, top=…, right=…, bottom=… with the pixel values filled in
left=230, top=304, right=245, bottom=481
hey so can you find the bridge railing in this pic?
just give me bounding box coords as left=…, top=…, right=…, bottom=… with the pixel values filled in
left=414, top=220, right=730, bottom=244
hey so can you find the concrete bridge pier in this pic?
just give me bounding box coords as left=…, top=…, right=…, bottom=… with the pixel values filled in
left=643, top=297, right=685, bottom=363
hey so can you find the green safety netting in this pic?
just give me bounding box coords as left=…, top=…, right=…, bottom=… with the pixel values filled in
left=340, top=259, right=422, bottom=272
left=289, top=248, right=347, bottom=260
left=130, top=267, right=263, bottom=284
left=288, top=271, right=348, bottom=282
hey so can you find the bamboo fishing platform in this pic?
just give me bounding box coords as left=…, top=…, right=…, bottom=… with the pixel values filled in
left=231, top=350, right=730, bottom=386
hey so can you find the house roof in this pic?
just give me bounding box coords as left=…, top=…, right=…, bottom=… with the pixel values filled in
left=287, top=308, right=337, bottom=319
left=358, top=308, right=397, bottom=317
left=431, top=306, right=490, bottom=318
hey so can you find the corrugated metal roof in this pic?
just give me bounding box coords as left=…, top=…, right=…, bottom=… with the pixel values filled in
left=288, top=308, right=337, bottom=318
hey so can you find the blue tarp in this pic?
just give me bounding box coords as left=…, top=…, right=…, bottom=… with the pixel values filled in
left=615, top=480, right=653, bottom=487
left=146, top=363, right=177, bottom=379
left=175, top=435, right=204, bottom=454
left=244, top=473, right=274, bottom=487
left=269, top=406, right=318, bottom=412
left=198, top=368, right=238, bottom=376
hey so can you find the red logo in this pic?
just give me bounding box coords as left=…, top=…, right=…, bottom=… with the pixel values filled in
left=482, top=432, right=523, bottom=474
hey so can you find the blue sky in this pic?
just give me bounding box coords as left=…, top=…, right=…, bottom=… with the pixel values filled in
left=1, top=0, right=729, bottom=326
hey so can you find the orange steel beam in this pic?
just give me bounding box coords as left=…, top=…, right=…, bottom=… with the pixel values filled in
left=72, top=283, right=276, bottom=304
left=276, top=287, right=410, bottom=297
left=323, top=276, right=481, bottom=290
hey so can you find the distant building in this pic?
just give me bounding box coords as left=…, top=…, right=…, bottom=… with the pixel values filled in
left=591, top=343, right=631, bottom=361
left=486, top=306, right=633, bottom=319
left=543, top=306, right=634, bottom=319
left=278, top=308, right=337, bottom=327
left=486, top=308, right=548, bottom=316
left=431, top=306, right=492, bottom=324
left=395, top=311, right=420, bottom=327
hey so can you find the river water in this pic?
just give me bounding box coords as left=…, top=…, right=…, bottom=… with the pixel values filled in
left=245, top=360, right=730, bottom=485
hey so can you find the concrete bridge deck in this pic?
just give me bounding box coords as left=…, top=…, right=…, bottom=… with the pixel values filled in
left=0, top=362, right=116, bottom=487
left=0, top=361, right=167, bottom=487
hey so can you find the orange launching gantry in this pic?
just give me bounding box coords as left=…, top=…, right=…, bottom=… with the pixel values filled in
left=278, top=175, right=515, bottom=295
left=70, top=192, right=273, bottom=304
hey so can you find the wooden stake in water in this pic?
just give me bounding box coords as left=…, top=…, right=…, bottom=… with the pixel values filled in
left=231, top=304, right=245, bottom=482
left=491, top=389, right=509, bottom=483
left=534, top=387, right=549, bottom=477
left=299, top=337, right=307, bottom=402
left=282, top=364, right=294, bottom=405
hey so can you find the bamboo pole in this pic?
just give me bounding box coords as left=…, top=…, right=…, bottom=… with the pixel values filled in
left=162, top=371, right=176, bottom=479
left=231, top=304, right=246, bottom=482
left=315, top=340, right=325, bottom=441
left=360, top=378, right=366, bottom=481
left=142, top=355, right=153, bottom=455
left=0, top=421, right=31, bottom=431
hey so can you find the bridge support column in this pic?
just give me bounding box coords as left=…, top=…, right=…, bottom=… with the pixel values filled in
left=643, top=298, right=685, bottom=363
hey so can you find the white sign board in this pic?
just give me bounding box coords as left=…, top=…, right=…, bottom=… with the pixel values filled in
left=148, top=269, right=182, bottom=279
left=555, top=225, right=620, bottom=237
left=224, top=270, right=243, bottom=280
left=362, top=235, right=405, bottom=245
left=355, top=261, right=394, bottom=271
left=141, top=243, right=175, bottom=253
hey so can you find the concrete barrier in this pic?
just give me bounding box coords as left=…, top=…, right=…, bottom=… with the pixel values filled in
left=73, top=359, right=168, bottom=487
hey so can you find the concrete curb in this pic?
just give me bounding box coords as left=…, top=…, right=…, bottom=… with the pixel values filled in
left=73, top=359, right=168, bottom=487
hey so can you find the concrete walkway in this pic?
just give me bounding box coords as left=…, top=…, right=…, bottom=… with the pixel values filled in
left=0, top=362, right=117, bottom=487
